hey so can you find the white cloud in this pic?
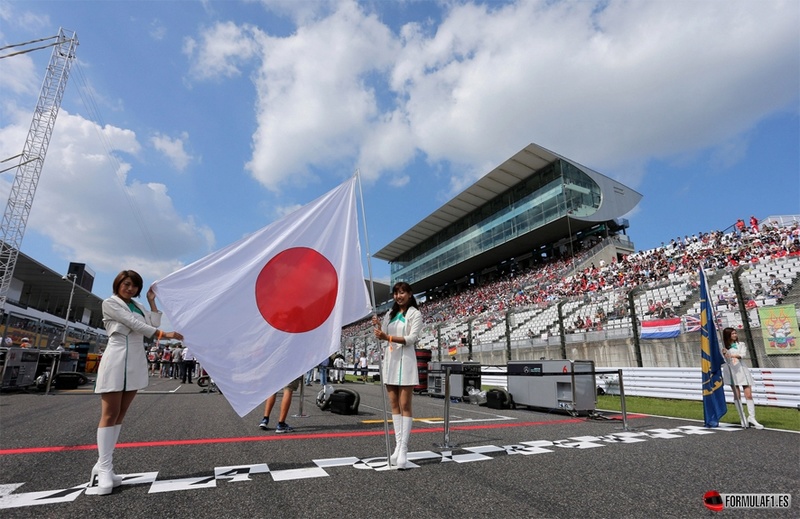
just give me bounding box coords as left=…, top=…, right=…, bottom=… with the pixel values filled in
left=388, top=0, right=800, bottom=189
left=0, top=2, right=50, bottom=34
left=357, top=109, right=416, bottom=182
left=183, top=21, right=261, bottom=81
left=0, top=6, right=50, bottom=97
left=151, top=131, right=194, bottom=171
left=149, top=18, right=167, bottom=41
left=274, top=203, right=302, bottom=219
left=0, top=109, right=215, bottom=282
left=184, top=0, right=798, bottom=195
left=257, top=0, right=336, bottom=25
left=243, top=0, right=399, bottom=191
left=0, top=47, right=38, bottom=96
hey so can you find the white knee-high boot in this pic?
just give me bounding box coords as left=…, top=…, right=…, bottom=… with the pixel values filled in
left=390, top=414, right=403, bottom=465
left=110, top=424, right=123, bottom=485
left=397, top=416, right=413, bottom=469
left=91, top=425, right=123, bottom=488
left=91, top=426, right=117, bottom=495
left=746, top=400, right=764, bottom=429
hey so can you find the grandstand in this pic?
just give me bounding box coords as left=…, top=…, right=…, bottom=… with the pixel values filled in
left=380, top=236, right=800, bottom=356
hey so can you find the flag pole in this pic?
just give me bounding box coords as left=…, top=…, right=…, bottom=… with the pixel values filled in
left=355, top=170, right=378, bottom=311
left=355, top=169, right=394, bottom=467
left=729, top=380, right=748, bottom=428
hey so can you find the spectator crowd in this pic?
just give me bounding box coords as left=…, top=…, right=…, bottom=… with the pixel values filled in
left=344, top=217, right=799, bottom=342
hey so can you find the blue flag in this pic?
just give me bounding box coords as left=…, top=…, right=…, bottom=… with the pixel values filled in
left=699, top=268, right=727, bottom=427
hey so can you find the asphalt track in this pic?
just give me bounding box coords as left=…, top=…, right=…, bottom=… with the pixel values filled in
left=0, top=377, right=797, bottom=519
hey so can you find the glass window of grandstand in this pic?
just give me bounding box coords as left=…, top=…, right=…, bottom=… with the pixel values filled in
left=392, top=160, right=601, bottom=285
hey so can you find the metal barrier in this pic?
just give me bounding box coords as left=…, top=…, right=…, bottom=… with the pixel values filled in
left=480, top=366, right=800, bottom=408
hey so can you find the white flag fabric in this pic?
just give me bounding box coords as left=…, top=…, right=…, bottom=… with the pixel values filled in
left=153, top=177, right=371, bottom=417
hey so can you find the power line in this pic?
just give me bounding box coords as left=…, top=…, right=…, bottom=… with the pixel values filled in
left=0, top=34, right=58, bottom=51
left=0, top=35, right=60, bottom=59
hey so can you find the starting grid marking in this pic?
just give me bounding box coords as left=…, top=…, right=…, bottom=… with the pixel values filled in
left=361, top=416, right=516, bottom=425
left=0, top=424, right=742, bottom=510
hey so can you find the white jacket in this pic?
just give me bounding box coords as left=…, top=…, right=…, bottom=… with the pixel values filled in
left=94, top=295, right=161, bottom=393
left=380, top=306, right=423, bottom=386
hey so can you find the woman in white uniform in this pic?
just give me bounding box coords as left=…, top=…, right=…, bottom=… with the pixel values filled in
left=721, top=327, right=763, bottom=429
left=91, top=270, right=184, bottom=495
left=372, top=282, right=423, bottom=469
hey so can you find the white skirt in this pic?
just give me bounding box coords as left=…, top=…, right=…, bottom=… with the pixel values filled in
left=382, top=342, right=419, bottom=386
left=722, top=358, right=755, bottom=387
left=94, top=333, right=149, bottom=393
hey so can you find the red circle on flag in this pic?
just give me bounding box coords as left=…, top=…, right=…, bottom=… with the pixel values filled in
left=255, top=247, right=338, bottom=333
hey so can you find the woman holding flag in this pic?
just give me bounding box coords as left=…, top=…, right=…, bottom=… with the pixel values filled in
left=721, top=327, right=764, bottom=429
left=91, top=270, right=184, bottom=495
left=373, top=281, right=423, bottom=469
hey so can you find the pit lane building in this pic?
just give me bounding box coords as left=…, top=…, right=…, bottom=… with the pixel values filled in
left=0, top=254, right=106, bottom=350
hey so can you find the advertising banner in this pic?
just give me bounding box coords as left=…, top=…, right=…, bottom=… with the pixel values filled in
left=758, top=304, right=800, bottom=355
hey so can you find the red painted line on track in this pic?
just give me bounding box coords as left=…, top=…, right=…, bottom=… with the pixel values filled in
left=0, top=414, right=646, bottom=456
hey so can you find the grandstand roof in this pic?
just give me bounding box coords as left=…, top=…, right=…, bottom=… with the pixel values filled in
left=375, top=143, right=554, bottom=261
left=375, top=142, right=640, bottom=264
left=4, top=252, right=104, bottom=329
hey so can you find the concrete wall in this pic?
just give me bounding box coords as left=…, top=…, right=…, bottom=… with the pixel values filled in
left=462, top=327, right=799, bottom=370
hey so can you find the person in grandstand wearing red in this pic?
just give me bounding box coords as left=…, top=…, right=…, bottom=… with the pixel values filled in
left=750, top=215, right=759, bottom=233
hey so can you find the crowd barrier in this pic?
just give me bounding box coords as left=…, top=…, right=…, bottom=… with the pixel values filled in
left=478, top=366, right=800, bottom=409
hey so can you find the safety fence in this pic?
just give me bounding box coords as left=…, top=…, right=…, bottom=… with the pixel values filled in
left=478, top=366, right=800, bottom=409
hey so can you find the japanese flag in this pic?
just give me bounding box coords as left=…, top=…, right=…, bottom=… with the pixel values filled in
left=153, top=177, right=371, bottom=417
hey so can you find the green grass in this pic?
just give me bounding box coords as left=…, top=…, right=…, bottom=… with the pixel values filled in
left=596, top=395, right=800, bottom=432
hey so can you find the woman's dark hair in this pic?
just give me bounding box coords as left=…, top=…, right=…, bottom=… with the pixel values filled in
left=389, top=281, right=419, bottom=319
left=722, top=327, right=735, bottom=349
left=112, top=270, right=143, bottom=297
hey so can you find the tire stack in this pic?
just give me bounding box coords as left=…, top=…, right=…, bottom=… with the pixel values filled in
left=414, top=349, right=432, bottom=393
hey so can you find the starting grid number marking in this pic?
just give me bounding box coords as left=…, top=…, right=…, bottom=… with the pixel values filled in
left=0, top=424, right=742, bottom=510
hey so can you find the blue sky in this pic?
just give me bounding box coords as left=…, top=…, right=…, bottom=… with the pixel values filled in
left=0, top=0, right=798, bottom=304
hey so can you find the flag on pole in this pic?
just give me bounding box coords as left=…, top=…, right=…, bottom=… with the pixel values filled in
left=153, top=177, right=371, bottom=417
left=639, top=317, right=682, bottom=339
left=683, top=314, right=701, bottom=333
left=699, top=268, right=727, bottom=427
